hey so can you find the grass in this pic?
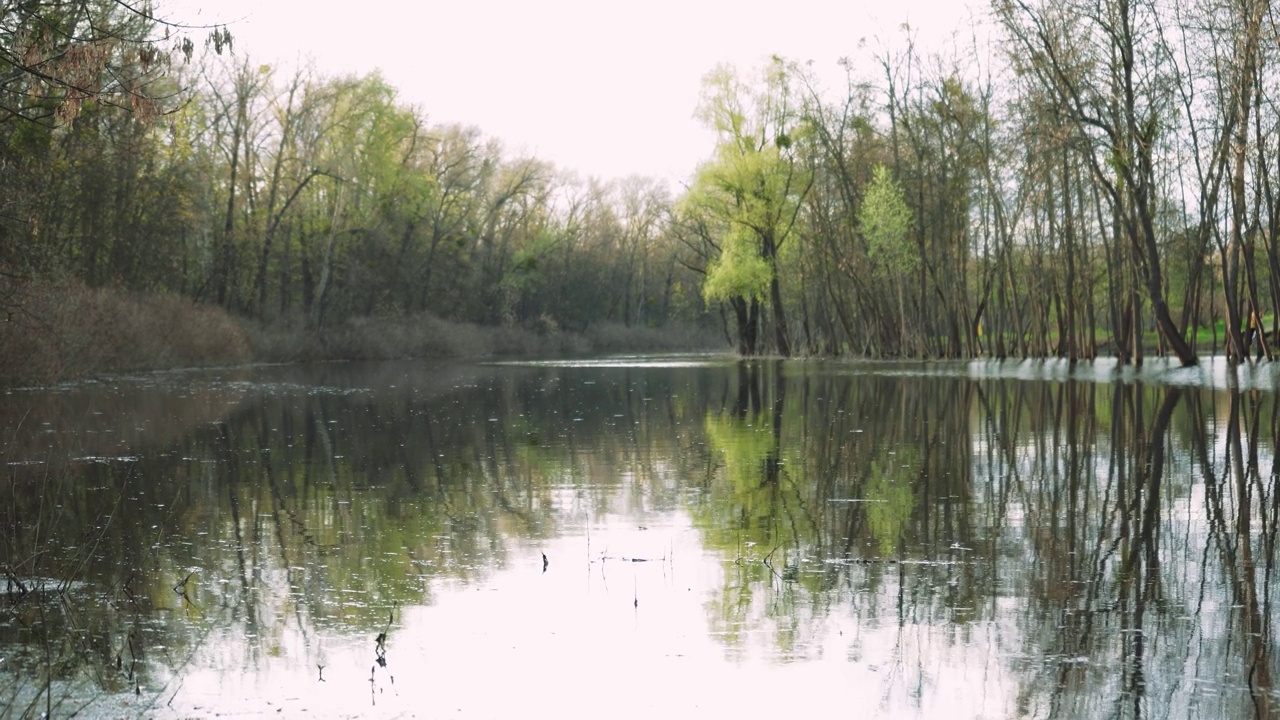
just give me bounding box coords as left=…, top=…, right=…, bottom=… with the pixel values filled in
left=977, top=315, right=1266, bottom=360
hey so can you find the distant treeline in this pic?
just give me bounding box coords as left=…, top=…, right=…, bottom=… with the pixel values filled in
left=1, top=1, right=1275, bottom=369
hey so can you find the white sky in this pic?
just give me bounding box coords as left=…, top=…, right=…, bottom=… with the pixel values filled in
left=171, top=0, right=979, bottom=186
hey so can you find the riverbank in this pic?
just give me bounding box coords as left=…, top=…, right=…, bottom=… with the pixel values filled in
left=0, top=280, right=723, bottom=388
left=0, top=281, right=252, bottom=388
left=242, top=312, right=721, bottom=365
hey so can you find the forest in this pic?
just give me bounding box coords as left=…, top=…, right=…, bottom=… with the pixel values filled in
left=2, top=0, right=1278, bottom=383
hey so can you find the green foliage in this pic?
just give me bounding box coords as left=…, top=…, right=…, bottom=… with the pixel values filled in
left=703, top=410, right=777, bottom=493
left=701, top=227, right=772, bottom=304
left=0, top=24, right=715, bottom=346
left=1, top=3, right=1254, bottom=367
left=684, top=59, right=811, bottom=353
left=864, top=455, right=918, bottom=555
left=859, top=164, right=916, bottom=277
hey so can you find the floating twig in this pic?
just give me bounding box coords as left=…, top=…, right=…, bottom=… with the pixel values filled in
left=172, top=572, right=198, bottom=609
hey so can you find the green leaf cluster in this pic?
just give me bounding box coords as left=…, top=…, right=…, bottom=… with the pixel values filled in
left=859, top=164, right=916, bottom=278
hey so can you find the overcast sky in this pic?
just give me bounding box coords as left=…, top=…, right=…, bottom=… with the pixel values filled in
left=172, top=1, right=978, bottom=185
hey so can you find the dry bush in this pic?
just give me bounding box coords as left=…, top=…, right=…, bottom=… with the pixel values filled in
left=243, top=313, right=722, bottom=365
left=241, top=313, right=329, bottom=363
left=0, top=279, right=251, bottom=387
left=247, top=313, right=606, bottom=362
left=246, top=313, right=492, bottom=362
left=0, top=278, right=725, bottom=387
left=583, top=322, right=722, bottom=354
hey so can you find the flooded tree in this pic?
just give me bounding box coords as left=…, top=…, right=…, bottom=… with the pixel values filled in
left=684, top=59, right=812, bottom=356
left=859, top=164, right=917, bottom=355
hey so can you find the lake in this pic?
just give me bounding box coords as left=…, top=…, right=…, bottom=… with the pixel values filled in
left=2, top=355, right=1278, bottom=719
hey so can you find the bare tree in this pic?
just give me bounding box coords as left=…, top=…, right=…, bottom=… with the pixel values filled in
left=996, top=0, right=1198, bottom=365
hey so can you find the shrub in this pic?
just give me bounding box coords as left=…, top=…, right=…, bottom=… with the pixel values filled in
left=0, top=279, right=251, bottom=387
left=0, top=279, right=724, bottom=388
left=243, top=313, right=721, bottom=365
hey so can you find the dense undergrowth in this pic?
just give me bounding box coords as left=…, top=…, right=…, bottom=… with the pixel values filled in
left=244, top=313, right=721, bottom=364
left=0, top=279, right=722, bottom=388
left=0, top=280, right=252, bottom=388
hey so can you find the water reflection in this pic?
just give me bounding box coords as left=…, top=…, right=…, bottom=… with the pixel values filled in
left=2, top=358, right=1279, bottom=717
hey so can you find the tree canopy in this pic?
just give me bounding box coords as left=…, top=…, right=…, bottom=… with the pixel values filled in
left=6, top=0, right=1280, bottom=367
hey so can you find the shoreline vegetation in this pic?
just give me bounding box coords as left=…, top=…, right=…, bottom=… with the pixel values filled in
left=8, top=3, right=1280, bottom=386
left=1, top=277, right=1254, bottom=391
left=0, top=280, right=723, bottom=388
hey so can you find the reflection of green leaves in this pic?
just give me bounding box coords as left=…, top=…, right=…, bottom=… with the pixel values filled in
left=704, top=411, right=776, bottom=493
left=694, top=411, right=781, bottom=561
left=864, top=453, right=918, bottom=555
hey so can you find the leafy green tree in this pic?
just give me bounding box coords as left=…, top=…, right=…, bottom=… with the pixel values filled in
left=204, top=57, right=269, bottom=308
left=412, top=125, right=498, bottom=313
left=686, top=59, right=812, bottom=356
left=859, top=164, right=916, bottom=354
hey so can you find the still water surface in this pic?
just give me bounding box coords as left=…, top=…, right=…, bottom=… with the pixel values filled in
left=2, top=356, right=1279, bottom=718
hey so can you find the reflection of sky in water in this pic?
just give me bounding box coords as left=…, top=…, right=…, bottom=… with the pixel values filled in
left=502, top=353, right=1280, bottom=392
left=4, top=358, right=1276, bottom=719
left=960, top=355, right=1280, bottom=391
left=153, top=510, right=1017, bottom=719
left=493, top=353, right=737, bottom=370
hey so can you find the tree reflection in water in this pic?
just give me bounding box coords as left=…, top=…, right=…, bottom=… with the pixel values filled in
left=1, top=358, right=1278, bottom=717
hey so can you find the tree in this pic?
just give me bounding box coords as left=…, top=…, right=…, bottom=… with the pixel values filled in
left=995, top=0, right=1198, bottom=366
left=204, top=57, right=268, bottom=308
left=859, top=164, right=916, bottom=354
left=687, top=59, right=812, bottom=356
left=0, top=1, right=229, bottom=126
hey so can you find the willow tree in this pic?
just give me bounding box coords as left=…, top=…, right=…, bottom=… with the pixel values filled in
left=686, top=59, right=812, bottom=356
